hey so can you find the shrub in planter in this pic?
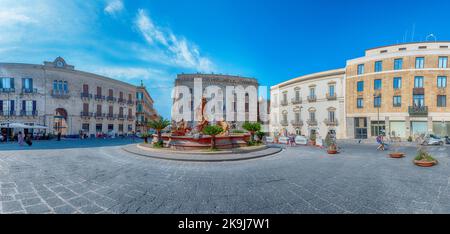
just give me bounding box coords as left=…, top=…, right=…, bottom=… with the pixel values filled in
left=153, top=141, right=164, bottom=148
left=389, top=131, right=405, bottom=158
left=309, top=132, right=317, bottom=145
left=256, top=131, right=265, bottom=143
left=141, top=133, right=150, bottom=143
left=414, top=148, right=437, bottom=167
left=327, top=143, right=338, bottom=154
left=407, top=136, right=413, bottom=142
left=202, top=125, right=224, bottom=150
left=242, top=122, right=262, bottom=146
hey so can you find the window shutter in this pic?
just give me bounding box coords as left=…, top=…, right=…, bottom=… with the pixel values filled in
left=10, top=78, right=14, bottom=89
left=0, top=100, right=3, bottom=111
left=22, top=78, right=25, bottom=89
left=10, top=100, right=14, bottom=112
left=33, top=101, right=37, bottom=111
left=22, top=100, right=26, bottom=111
left=30, top=79, right=33, bottom=89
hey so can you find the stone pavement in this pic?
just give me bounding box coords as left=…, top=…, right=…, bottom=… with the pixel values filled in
left=122, top=144, right=282, bottom=162
left=1, top=139, right=450, bottom=214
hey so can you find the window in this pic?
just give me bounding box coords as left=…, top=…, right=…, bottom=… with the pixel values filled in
left=393, top=96, right=401, bottom=107
left=414, top=76, right=424, bottom=88
left=309, top=87, right=315, bottom=97
left=136, top=92, right=143, bottom=100
left=415, top=57, right=425, bottom=69
left=438, top=95, right=447, bottom=107
left=22, top=78, right=33, bottom=90
left=23, top=100, right=34, bottom=112
left=438, top=76, right=447, bottom=88
left=328, top=111, right=335, bottom=122
left=329, top=85, right=335, bottom=96
left=96, top=105, right=102, bottom=114
left=282, top=92, right=287, bottom=103
left=374, top=79, right=382, bottom=90
left=294, top=112, right=300, bottom=122
left=0, top=78, right=14, bottom=90
left=394, top=59, right=403, bottom=70
left=96, top=124, right=102, bottom=133
left=83, top=103, right=89, bottom=113
left=413, top=95, right=425, bottom=107
left=374, top=61, right=383, bottom=72
left=63, top=81, right=68, bottom=92
left=357, top=81, right=364, bottom=92
left=309, top=112, right=316, bottom=121
left=393, top=77, right=402, bottom=89
left=83, top=84, right=89, bottom=93
left=82, top=124, right=89, bottom=132
left=2, top=100, right=14, bottom=114
left=374, top=96, right=381, bottom=107
left=295, top=89, right=300, bottom=100
left=137, top=104, right=143, bottom=113
left=282, top=112, right=287, bottom=123
left=357, top=98, right=364, bottom=108
left=357, top=64, right=365, bottom=75
left=439, top=57, right=448, bottom=68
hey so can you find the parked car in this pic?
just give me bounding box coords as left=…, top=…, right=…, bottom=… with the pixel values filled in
left=422, top=134, right=445, bottom=146
left=444, top=136, right=450, bottom=145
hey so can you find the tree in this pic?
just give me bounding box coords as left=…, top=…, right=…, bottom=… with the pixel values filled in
left=242, top=122, right=262, bottom=143
left=147, top=116, right=170, bottom=146
left=202, top=125, right=224, bottom=150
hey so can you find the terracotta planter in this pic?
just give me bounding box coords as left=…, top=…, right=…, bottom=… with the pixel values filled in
left=414, top=160, right=437, bottom=167
left=389, top=152, right=405, bottom=158
left=310, top=140, right=316, bottom=146
left=327, top=150, right=338, bottom=154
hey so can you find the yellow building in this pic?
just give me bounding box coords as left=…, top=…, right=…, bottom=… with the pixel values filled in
left=346, top=42, right=450, bottom=139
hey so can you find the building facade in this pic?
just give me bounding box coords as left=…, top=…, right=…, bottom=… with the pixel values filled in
left=0, top=57, right=157, bottom=137
left=346, top=42, right=450, bottom=139
left=172, top=73, right=259, bottom=130
left=136, top=83, right=159, bottom=133
left=270, top=69, right=346, bottom=139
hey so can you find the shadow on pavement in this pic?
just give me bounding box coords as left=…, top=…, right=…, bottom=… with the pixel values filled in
left=0, top=138, right=143, bottom=151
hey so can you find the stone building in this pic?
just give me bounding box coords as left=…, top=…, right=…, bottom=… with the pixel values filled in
left=0, top=57, right=157, bottom=137
left=270, top=69, right=346, bottom=139
left=172, top=73, right=259, bottom=130
left=346, top=42, right=450, bottom=139
left=136, top=82, right=159, bottom=133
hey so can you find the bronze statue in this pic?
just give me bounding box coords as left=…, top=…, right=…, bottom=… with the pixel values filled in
left=217, top=119, right=230, bottom=136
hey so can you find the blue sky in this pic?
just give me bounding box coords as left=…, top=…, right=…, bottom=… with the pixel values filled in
left=1, top=0, right=450, bottom=118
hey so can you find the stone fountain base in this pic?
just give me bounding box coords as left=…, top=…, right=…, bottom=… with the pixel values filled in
left=154, top=134, right=251, bottom=150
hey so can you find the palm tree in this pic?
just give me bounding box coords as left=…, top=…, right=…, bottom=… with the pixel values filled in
left=147, top=116, right=170, bottom=145
left=242, top=122, right=262, bottom=143
left=202, top=125, right=224, bottom=150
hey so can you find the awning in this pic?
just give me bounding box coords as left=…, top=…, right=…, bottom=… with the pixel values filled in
left=0, top=123, right=49, bottom=129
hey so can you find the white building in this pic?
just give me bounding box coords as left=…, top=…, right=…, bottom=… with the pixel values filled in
left=270, top=68, right=346, bottom=139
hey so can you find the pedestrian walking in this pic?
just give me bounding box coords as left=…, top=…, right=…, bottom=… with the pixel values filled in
left=57, top=131, right=62, bottom=141
left=25, top=134, right=32, bottom=146
left=18, top=131, right=24, bottom=146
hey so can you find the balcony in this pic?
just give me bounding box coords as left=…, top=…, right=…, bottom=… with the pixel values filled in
left=127, top=115, right=134, bottom=121
left=21, top=88, right=38, bottom=94
left=280, top=100, right=288, bottom=106
left=409, top=106, right=428, bottom=117
left=51, top=90, right=70, bottom=98
left=307, top=119, right=318, bottom=126
left=326, top=93, right=337, bottom=101
left=19, top=110, right=38, bottom=117
left=291, top=120, right=304, bottom=127
left=94, top=95, right=105, bottom=101
left=80, top=92, right=92, bottom=99
left=291, top=97, right=302, bottom=105
left=80, top=112, right=93, bottom=118
left=106, top=114, right=116, bottom=120
left=95, top=112, right=105, bottom=119
left=106, top=96, right=116, bottom=102
left=307, top=95, right=317, bottom=103
left=324, top=118, right=339, bottom=126
left=118, top=98, right=126, bottom=104
left=280, top=120, right=289, bottom=126
left=0, top=88, right=15, bottom=93
left=127, top=100, right=134, bottom=105
left=0, top=111, right=16, bottom=117
left=118, top=114, right=125, bottom=120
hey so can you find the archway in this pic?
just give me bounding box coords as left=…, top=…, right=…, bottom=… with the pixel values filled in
left=54, top=108, right=68, bottom=135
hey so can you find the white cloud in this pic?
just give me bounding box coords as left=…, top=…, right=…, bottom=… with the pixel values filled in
left=135, top=9, right=215, bottom=72
left=0, top=10, right=36, bottom=25
left=104, top=0, right=124, bottom=16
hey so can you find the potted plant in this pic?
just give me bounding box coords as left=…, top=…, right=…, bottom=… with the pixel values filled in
left=202, top=125, right=224, bottom=150
left=256, top=131, right=265, bottom=144
left=324, top=133, right=338, bottom=154
left=309, top=132, right=316, bottom=146
left=147, top=116, right=170, bottom=148
left=389, top=131, right=405, bottom=158
left=414, top=148, right=438, bottom=167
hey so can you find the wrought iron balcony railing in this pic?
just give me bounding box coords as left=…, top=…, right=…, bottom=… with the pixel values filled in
left=307, top=95, right=317, bottom=102
left=291, top=97, right=302, bottom=105
left=51, top=90, right=70, bottom=98
left=0, top=88, right=15, bottom=93
left=20, top=110, right=38, bottom=117
left=106, top=96, right=116, bottom=102
left=94, top=95, right=105, bottom=101
left=0, top=111, right=16, bottom=117
left=80, top=112, right=93, bottom=117
left=118, top=98, right=126, bottom=104
left=307, top=119, right=318, bottom=126
left=324, top=118, right=339, bottom=126
left=409, top=106, right=428, bottom=116
left=280, top=120, right=289, bottom=126
left=326, top=93, right=337, bottom=101
left=80, top=93, right=92, bottom=99
left=21, top=88, right=38, bottom=94
left=291, top=120, right=304, bottom=127
left=95, top=112, right=105, bottom=118
left=106, top=114, right=117, bottom=120
left=280, top=100, right=288, bottom=106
